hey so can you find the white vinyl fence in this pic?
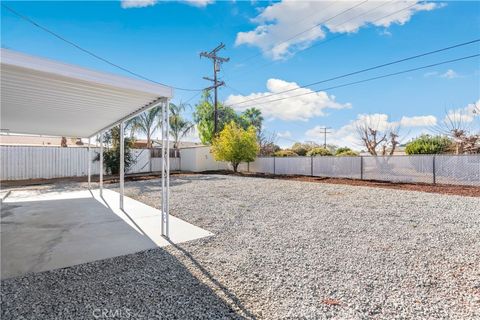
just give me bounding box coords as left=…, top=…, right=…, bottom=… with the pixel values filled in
left=247, top=155, right=480, bottom=186
left=0, top=146, right=178, bottom=181
left=1, top=145, right=479, bottom=186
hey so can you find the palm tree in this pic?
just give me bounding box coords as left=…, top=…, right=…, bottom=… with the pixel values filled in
left=169, top=102, right=195, bottom=156
left=127, top=106, right=161, bottom=148
left=242, top=107, right=264, bottom=136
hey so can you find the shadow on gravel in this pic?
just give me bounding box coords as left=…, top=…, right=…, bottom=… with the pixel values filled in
left=167, top=240, right=257, bottom=320
left=1, top=247, right=251, bottom=319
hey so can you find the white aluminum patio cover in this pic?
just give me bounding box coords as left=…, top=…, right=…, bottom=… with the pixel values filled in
left=0, top=48, right=173, bottom=138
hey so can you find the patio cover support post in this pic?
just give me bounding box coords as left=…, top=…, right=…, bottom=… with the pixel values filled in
left=88, top=138, right=91, bottom=188
left=120, top=122, right=125, bottom=210
left=99, top=132, right=103, bottom=197
left=161, top=98, right=170, bottom=238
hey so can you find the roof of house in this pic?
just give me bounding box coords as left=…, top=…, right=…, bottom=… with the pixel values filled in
left=0, top=134, right=94, bottom=147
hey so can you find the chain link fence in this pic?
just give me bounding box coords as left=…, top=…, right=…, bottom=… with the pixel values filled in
left=247, top=155, right=479, bottom=186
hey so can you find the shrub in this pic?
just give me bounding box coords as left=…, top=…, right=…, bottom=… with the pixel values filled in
left=211, top=121, right=259, bottom=172
left=95, top=126, right=136, bottom=175
left=336, top=150, right=359, bottom=157
left=335, top=147, right=353, bottom=155
left=273, top=150, right=298, bottom=157
left=405, top=134, right=453, bottom=154
left=306, top=147, right=333, bottom=156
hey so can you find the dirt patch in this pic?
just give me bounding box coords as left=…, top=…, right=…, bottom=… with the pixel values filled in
left=2, top=170, right=478, bottom=197
left=212, top=171, right=480, bottom=198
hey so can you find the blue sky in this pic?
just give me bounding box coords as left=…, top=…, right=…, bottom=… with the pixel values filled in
left=2, top=1, right=479, bottom=148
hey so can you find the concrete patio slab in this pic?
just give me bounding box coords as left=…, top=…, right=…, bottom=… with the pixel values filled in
left=0, top=188, right=212, bottom=279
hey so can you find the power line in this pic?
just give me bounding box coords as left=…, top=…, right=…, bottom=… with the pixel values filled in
left=226, top=39, right=480, bottom=108
left=225, top=1, right=419, bottom=80
left=234, top=0, right=369, bottom=66
left=227, top=53, right=480, bottom=110
left=2, top=4, right=203, bottom=92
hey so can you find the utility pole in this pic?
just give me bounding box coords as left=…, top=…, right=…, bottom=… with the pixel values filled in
left=317, top=127, right=331, bottom=149
left=200, top=43, right=229, bottom=134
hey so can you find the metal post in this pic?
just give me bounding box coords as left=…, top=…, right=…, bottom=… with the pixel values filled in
left=432, top=155, right=436, bottom=184
left=99, top=132, right=103, bottom=197
left=273, top=156, right=276, bottom=175
left=120, top=122, right=125, bottom=210
left=166, top=98, right=170, bottom=237
left=161, top=98, right=170, bottom=238
left=87, top=138, right=91, bottom=188
left=360, top=156, right=364, bottom=180
left=311, top=156, right=314, bottom=176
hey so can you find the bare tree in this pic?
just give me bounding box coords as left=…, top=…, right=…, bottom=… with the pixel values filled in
left=355, top=121, right=400, bottom=156
left=258, top=131, right=280, bottom=156
left=432, top=106, right=479, bottom=154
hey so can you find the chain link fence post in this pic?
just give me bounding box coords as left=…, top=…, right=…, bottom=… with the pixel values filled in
left=360, top=156, right=364, bottom=180
left=273, top=156, right=276, bottom=175
left=432, top=155, right=436, bottom=184
left=311, top=156, right=314, bottom=176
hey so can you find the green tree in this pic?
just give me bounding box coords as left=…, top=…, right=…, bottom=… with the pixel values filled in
left=335, top=147, right=353, bottom=155
left=336, top=150, right=359, bottom=157
left=291, top=142, right=320, bottom=156
left=306, top=147, right=333, bottom=156
left=241, top=107, right=264, bottom=135
left=168, top=102, right=195, bottom=156
left=193, top=91, right=240, bottom=144
left=405, top=134, right=453, bottom=154
left=211, top=121, right=259, bottom=172
left=96, top=126, right=136, bottom=175
left=126, top=106, right=161, bottom=148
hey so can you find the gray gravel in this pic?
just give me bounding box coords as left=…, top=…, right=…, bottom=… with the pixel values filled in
left=2, top=174, right=480, bottom=319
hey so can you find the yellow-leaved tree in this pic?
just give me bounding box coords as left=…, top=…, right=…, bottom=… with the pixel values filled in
left=212, top=121, right=259, bottom=172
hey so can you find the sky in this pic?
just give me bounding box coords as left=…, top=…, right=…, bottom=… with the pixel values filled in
left=2, top=0, right=479, bottom=149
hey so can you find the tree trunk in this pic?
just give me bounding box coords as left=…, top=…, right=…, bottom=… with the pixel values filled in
left=232, top=163, right=239, bottom=173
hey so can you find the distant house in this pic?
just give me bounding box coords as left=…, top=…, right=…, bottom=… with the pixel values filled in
left=0, top=135, right=94, bottom=147
left=132, top=139, right=203, bottom=149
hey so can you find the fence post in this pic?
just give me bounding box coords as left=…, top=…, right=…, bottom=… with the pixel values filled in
left=247, top=161, right=250, bottom=173
left=311, top=156, right=314, bottom=176
left=432, top=155, right=436, bottom=184
left=273, top=156, right=276, bottom=175
left=360, top=156, right=364, bottom=180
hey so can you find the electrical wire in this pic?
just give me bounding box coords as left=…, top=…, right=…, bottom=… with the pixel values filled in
left=233, top=0, right=369, bottom=66
left=227, top=53, right=480, bottom=110
left=225, top=39, right=480, bottom=108
left=225, top=1, right=417, bottom=80
left=2, top=4, right=203, bottom=92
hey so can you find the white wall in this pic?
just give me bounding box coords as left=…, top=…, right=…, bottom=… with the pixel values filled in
left=0, top=146, right=177, bottom=181
left=178, top=146, right=229, bottom=172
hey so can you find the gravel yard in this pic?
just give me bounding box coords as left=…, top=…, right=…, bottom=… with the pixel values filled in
left=2, top=174, right=480, bottom=319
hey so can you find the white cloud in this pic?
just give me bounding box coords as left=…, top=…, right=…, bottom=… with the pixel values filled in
left=121, top=0, right=157, bottom=8
left=225, top=78, right=351, bottom=121
left=445, top=99, right=480, bottom=124
left=183, top=0, right=214, bottom=7
left=121, top=0, right=213, bottom=8
left=440, top=69, right=459, bottom=79
left=236, top=1, right=442, bottom=60
left=277, top=131, right=292, bottom=138
left=400, top=115, right=437, bottom=127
